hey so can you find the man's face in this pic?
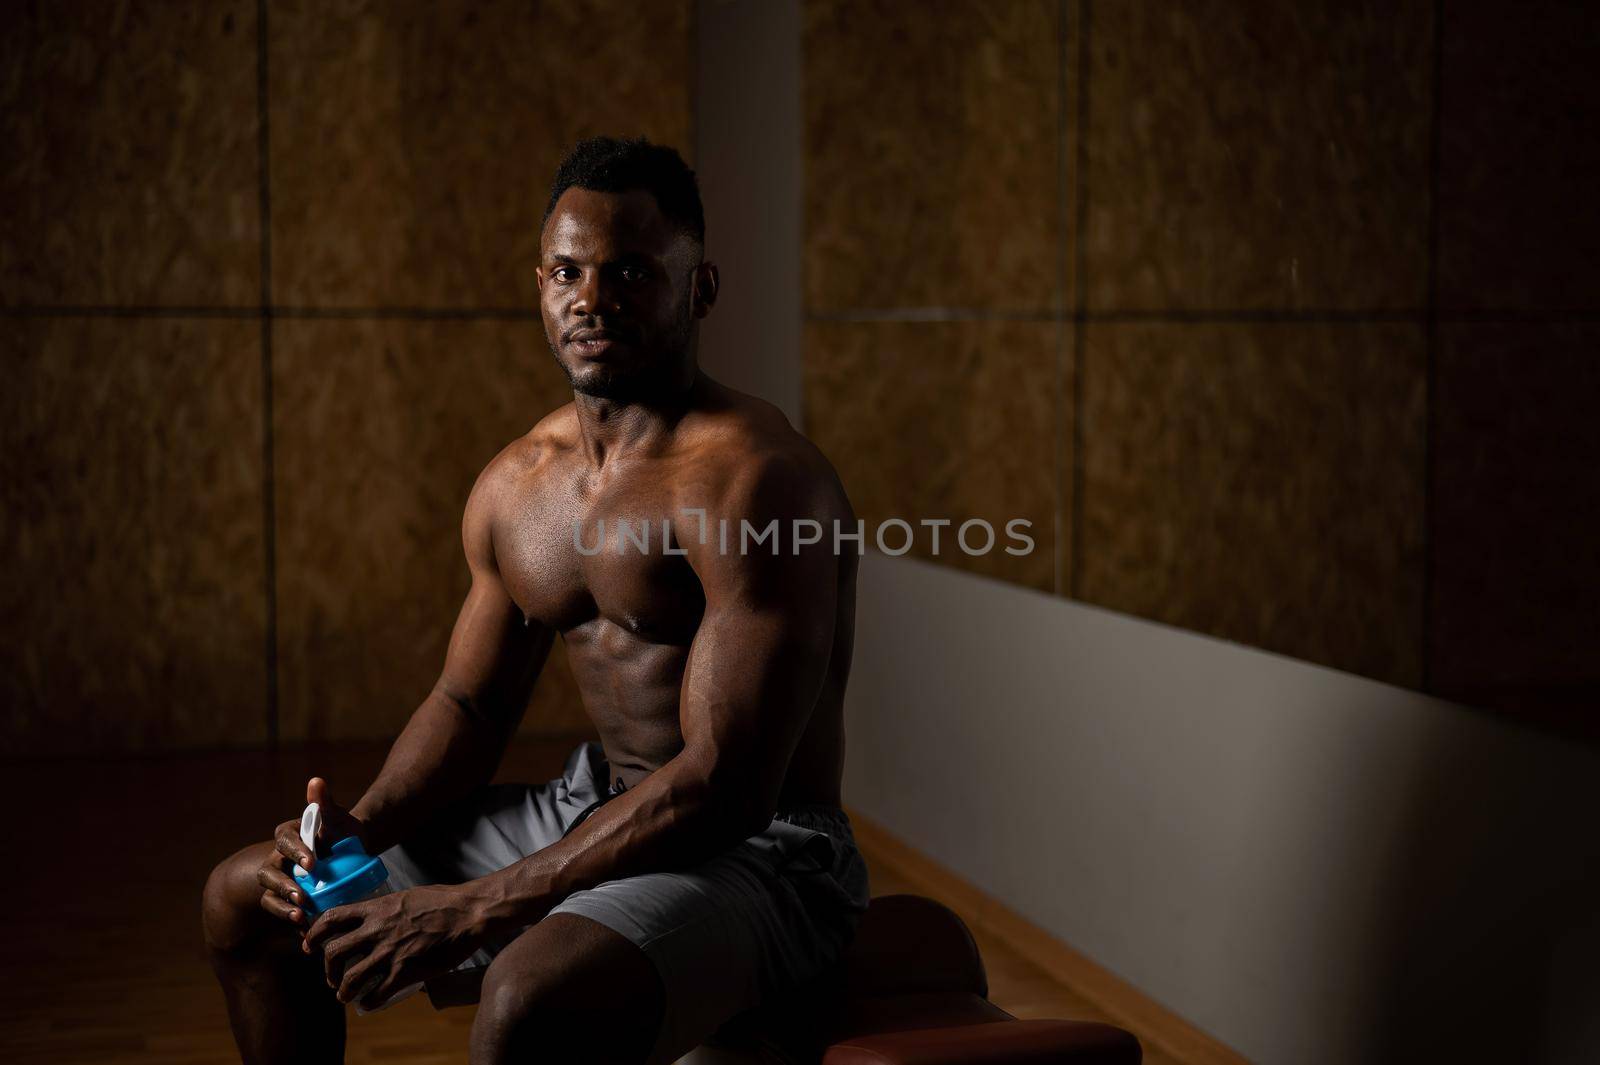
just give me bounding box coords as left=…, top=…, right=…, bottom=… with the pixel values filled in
left=537, top=187, right=701, bottom=401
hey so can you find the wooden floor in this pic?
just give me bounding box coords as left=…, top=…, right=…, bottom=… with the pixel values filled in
left=0, top=739, right=1204, bottom=1064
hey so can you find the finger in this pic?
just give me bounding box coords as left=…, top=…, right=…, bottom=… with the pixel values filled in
left=307, top=776, right=340, bottom=813
left=336, top=951, right=385, bottom=1004
left=258, top=890, right=307, bottom=926
left=323, top=934, right=372, bottom=990
left=356, top=970, right=398, bottom=1012
left=274, top=823, right=315, bottom=871
left=256, top=864, right=307, bottom=908
left=303, top=906, right=362, bottom=952
left=306, top=777, right=363, bottom=847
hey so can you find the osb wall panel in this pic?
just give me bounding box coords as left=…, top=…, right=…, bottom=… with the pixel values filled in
left=803, top=0, right=1065, bottom=313
left=1079, top=322, right=1427, bottom=688
left=269, top=0, right=693, bottom=308
left=1, top=1, right=691, bottom=754
left=0, top=1, right=260, bottom=306
left=796, top=0, right=1600, bottom=720
left=1, top=318, right=267, bottom=754
left=1085, top=0, right=1431, bottom=311
left=804, top=319, right=1064, bottom=593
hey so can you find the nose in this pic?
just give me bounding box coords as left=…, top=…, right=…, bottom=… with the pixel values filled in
left=571, top=269, right=622, bottom=318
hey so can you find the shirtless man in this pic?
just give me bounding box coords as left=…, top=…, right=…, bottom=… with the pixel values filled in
left=202, top=136, right=867, bottom=1065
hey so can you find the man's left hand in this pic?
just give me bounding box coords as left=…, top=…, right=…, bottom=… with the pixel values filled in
left=303, top=884, right=490, bottom=1008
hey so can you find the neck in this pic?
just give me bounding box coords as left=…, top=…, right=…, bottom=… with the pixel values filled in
left=573, top=365, right=707, bottom=468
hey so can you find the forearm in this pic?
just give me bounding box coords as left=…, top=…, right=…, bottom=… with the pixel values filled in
left=350, top=689, right=509, bottom=853
left=465, top=754, right=759, bottom=930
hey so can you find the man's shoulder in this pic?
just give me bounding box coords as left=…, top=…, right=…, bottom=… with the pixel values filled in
left=467, top=404, right=580, bottom=517
left=677, top=393, right=850, bottom=525
left=494, top=403, right=580, bottom=473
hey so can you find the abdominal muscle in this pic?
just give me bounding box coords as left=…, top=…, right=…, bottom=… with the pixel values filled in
left=559, top=619, right=844, bottom=807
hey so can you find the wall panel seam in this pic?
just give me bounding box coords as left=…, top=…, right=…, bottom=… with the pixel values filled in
left=7, top=307, right=1595, bottom=323
left=1421, top=0, right=1445, bottom=693
left=797, top=308, right=1600, bottom=324
left=257, top=0, right=278, bottom=748
left=1053, top=0, right=1072, bottom=597
left=1069, top=0, right=1091, bottom=601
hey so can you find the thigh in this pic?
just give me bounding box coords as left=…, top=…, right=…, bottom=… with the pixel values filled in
left=546, top=820, right=869, bottom=1064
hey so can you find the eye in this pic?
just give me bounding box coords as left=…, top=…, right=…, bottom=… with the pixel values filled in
left=553, top=267, right=579, bottom=283
left=621, top=266, right=649, bottom=283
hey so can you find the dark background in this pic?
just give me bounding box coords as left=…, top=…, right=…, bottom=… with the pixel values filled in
left=3, top=0, right=1597, bottom=758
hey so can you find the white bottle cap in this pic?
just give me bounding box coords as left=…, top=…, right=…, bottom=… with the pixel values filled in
left=292, top=802, right=322, bottom=884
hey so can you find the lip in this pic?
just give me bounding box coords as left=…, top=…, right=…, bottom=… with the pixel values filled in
left=569, top=337, right=622, bottom=357
left=567, top=331, right=630, bottom=357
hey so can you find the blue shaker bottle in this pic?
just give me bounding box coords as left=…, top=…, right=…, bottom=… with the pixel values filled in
left=292, top=835, right=392, bottom=914
left=291, top=803, right=420, bottom=1012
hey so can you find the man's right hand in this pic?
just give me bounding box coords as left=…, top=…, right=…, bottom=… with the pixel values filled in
left=256, top=777, right=370, bottom=930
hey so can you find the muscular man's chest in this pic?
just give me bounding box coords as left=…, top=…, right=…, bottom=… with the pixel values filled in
left=494, top=479, right=705, bottom=643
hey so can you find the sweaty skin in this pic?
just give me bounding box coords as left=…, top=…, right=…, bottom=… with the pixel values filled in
left=203, top=185, right=857, bottom=1064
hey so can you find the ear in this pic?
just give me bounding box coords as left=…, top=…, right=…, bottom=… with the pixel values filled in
left=692, top=261, right=720, bottom=319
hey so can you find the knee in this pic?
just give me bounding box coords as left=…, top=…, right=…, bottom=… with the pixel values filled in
left=476, top=951, right=627, bottom=1064
left=472, top=962, right=560, bottom=1064
left=470, top=926, right=663, bottom=1065
left=201, top=842, right=273, bottom=954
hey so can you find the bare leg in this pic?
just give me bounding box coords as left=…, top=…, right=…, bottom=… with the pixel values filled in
left=203, top=841, right=346, bottom=1065
left=471, top=913, right=666, bottom=1065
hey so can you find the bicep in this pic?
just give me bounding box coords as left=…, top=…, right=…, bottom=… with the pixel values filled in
left=677, top=521, right=839, bottom=813
left=432, top=472, right=553, bottom=732
left=434, top=570, right=552, bottom=731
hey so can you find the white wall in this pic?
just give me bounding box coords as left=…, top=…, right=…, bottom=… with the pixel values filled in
left=843, top=553, right=1600, bottom=1065
left=693, top=0, right=802, bottom=425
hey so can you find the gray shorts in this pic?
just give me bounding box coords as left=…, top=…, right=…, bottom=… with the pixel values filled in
left=379, top=741, right=871, bottom=1063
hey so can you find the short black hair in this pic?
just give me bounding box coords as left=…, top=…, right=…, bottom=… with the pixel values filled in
left=543, top=136, right=705, bottom=247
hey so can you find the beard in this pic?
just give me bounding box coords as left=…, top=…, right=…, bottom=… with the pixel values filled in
left=565, top=362, right=663, bottom=402
left=549, top=296, right=696, bottom=403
